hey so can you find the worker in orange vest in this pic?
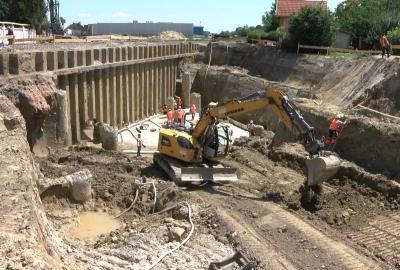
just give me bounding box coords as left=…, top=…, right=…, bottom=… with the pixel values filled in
left=327, top=114, right=346, bottom=145
left=190, top=104, right=197, bottom=120
left=136, top=133, right=146, bottom=157
left=176, top=106, right=185, bottom=125
left=166, top=109, right=174, bottom=127
left=379, top=34, right=390, bottom=58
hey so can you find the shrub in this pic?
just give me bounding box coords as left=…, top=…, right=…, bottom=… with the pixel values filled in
left=289, top=7, right=333, bottom=46
left=387, top=26, right=400, bottom=45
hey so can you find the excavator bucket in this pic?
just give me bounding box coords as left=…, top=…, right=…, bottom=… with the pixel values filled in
left=306, top=155, right=341, bottom=186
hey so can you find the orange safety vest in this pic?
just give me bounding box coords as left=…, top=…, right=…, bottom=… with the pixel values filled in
left=167, top=111, right=174, bottom=121
left=190, top=104, right=197, bottom=113
left=177, top=109, right=184, bottom=120
left=380, top=36, right=388, bottom=48
left=329, top=119, right=343, bottom=131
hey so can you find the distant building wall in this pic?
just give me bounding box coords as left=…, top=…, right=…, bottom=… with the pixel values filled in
left=90, top=22, right=194, bottom=36
left=333, top=32, right=353, bottom=49
left=193, top=26, right=204, bottom=36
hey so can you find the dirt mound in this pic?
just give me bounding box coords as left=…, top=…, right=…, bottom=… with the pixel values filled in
left=149, top=31, right=187, bottom=41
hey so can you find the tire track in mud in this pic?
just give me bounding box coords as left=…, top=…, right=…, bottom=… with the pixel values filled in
left=347, top=214, right=400, bottom=265
left=196, top=187, right=382, bottom=270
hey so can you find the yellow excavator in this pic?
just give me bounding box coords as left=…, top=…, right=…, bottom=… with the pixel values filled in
left=153, top=87, right=340, bottom=189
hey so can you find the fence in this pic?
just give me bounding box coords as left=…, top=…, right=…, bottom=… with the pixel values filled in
left=297, top=44, right=382, bottom=55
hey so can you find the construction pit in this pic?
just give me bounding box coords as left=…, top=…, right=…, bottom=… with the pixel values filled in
left=1, top=41, right=400, bottom=269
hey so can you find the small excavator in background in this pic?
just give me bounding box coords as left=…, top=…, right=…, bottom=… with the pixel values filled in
left=153, top=87, right=340, bottom=194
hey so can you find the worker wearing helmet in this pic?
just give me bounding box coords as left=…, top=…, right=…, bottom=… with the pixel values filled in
left=247, top=120, right=256, bottom=136
left=327, top=114, right=346, bottom=145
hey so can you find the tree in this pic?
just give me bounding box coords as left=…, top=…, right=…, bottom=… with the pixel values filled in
left=336, top=0, right=400, bottom=48
left=289, top=7, right=333, bottom=46
left=0, top=0, right=49, bottom=32
left=262, top=1, right=279, bottom=32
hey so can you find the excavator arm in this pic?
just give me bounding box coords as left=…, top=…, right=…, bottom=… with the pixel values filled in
left=192, top=87, right=321, bottom=156
left=191, top=87, right=340, bottom=186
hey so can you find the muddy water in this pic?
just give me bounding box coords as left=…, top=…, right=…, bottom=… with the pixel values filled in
left=68, top=212, right=121, bottom=240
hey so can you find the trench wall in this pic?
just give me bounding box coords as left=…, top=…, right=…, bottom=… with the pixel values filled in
left=0, top=43, right=199, bottom=144
left=192, top=67, right=400, bottom=178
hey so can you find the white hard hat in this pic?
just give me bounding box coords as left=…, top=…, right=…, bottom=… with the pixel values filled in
left=336, top=113, right=343, bottom=119
left=250, top=120, right=253, bottom=123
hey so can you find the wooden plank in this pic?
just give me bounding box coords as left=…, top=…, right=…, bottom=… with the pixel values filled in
left=298, top=44, right=381, bottom=55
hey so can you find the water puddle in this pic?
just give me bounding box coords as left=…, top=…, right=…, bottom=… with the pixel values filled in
left=67, top=212, right=121, bottom=240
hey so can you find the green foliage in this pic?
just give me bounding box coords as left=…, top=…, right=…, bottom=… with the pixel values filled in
left=262, top=1, right=279, bottom=32
left=289, top=7, right=334, bottom=46
left=335, top=0, right=400, bottom=48
left=0, top=0, right=49, bottom=31
left=247, top=27, right=283, bottom=41
left=387, top=27, right=400, bottom=45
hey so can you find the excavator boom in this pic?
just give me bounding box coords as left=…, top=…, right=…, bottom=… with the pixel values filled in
left=155, top=87, right=340, bottom=186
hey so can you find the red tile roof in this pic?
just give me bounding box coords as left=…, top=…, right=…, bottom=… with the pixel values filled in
left=276, top=0, right=328, bottom=17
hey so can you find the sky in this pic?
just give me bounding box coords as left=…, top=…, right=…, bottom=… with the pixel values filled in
left=60, top=0, right=343, bottom=33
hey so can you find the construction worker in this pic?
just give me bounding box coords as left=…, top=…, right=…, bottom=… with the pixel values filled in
left=176, top=106, right=185, bottom=125
left=247, top=120, right=255, bottom=136
left=173, top=99, right=177, bottom=110
left=136, top=133, right=145, bottom=157
left=166, top=109, right=174, bottom=127
left=190, top=104, right=197, bottom=120
left=379, top=34, right=390, bottom=58
left=162, top=104, right=168, bottom=114
left=176, top=97, right=183, bottom=108
left=327, top=114, right=346, bottom=145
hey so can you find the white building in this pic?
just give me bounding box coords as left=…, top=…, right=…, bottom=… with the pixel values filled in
left=89, top=21, right=194, bottom=37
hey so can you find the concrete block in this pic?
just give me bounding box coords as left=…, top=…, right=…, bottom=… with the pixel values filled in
left=190, top=92, right=201, bottom=114
left=182, top=72, right=192, bottom=108
left=168, top=226, right=186, bottom=242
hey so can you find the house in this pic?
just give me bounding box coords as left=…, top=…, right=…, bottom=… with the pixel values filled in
left=276, top=0, right=328, bottom=35
left=65, top=22, right=85, bottom=36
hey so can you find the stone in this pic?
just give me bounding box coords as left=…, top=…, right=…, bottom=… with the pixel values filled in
left=168, top=226, right=186, bottom=242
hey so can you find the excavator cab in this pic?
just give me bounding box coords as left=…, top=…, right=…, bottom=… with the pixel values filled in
left=202, top=123, right=231, bottom=160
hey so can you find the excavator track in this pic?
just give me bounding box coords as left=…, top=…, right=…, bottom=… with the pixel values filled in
left=153, top=153, right=238, bottom=185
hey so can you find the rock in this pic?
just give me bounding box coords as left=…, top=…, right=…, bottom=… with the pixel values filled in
left=168, top=226, right=186, bottom=242
left=172, top=205, right=189, bottom=220
left=164, top=217, right=174, bottom=224
left=251, top=212, right=258, bottom=218
left=111, top=236, right=118, bottom=243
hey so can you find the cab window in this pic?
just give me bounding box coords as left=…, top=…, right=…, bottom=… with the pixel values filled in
left=161, top=136, right=171, bottom=146
left=177, top=136, right=193, bottom=149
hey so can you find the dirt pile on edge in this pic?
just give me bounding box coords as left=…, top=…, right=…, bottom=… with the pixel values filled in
left=205, top=43, right=400, bottom=115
